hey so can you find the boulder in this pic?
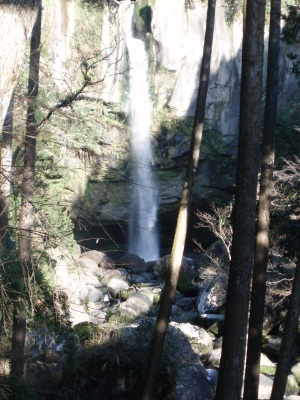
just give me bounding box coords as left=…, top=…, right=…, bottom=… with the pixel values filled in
left=257, top=374, right=274, bottom=399
left=98, top=269, right=122, bottom=286
left=118, top=291, right=153, bottom=319
left=116, top=253, right=147, bottom=272
left=175, top=296, right=197, bottom=311
left=260, top=353, right=276, bottom=376
left=176, top=364, right=214, bottom=400
left=78, top=255, right=99, bottom=274
left=86, top=285, right=104, bottom=303
left=169, top=322, right=213, bottom=356
left=195, top=266, right=228, bottom=315
left=286, top=375, right=300, bottom=397
left=197, top=278, right=227, bottom=315
left=291, top=361, right=300, bottom=385
left=106, top=277, right=130, bottom=299
left=208, top=347, right=222, bottom=368
left=81, top=250, right=114, bottom=269
left=154, top=255, right=197, bottom=294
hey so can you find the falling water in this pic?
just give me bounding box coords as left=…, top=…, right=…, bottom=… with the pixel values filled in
left=125, top=5, right=159, bottom=262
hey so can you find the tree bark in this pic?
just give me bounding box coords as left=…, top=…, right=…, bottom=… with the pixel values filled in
left=214, top=0, right=266, bottom=398
left=243, top=1, right=281, bottom=398
left=19, top=2, right=41, bottom=262
left=139, top=2, right=216, bottom=399
left=270, top=257, right=300, bottom=400
left=0, top=94, right=14, bottom=248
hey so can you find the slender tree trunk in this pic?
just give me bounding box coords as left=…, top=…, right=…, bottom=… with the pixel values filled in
left=10, top=302, right=26, bottom=378
left=0, top=94, right=14, bottom=248
left=139, top=2, right=216, bottom=399
left=243, top=1, right=281, bottom=398
left=19, top=2, right=41, bottom=261
left=270, top=257, right=300, bottom=400
left=214, top=0, right=266, bottom=398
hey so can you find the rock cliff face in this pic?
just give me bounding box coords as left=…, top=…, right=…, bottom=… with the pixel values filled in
left=39, top=0, right=298, bottom=238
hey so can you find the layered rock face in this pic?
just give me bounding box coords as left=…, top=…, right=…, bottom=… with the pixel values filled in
left=70, top=0, right=242, bottom=226
left=151, top=0, right=242, bottom=140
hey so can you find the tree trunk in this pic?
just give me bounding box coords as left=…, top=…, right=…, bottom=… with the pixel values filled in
left=10, top=301, right=26, bottom=378
left=0, top=1, right=39, bottom=129
left=243, top=1, right=281, bottom=398
left=214, top=0, right=266, bottom=398
left=19, top=2, right=41, bottom=262
left=270, top=257, right=300, bottom=400
left=0, top=94, right=14, bottom=248
left=139, top=2, right=216, bottom=399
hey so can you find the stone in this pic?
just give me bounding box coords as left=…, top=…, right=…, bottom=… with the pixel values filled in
left=78, top=255, right=99, bottom=274
left=175, top=296, right=197, bottom=311
left=98, top=269, right=122, bottom=286
left=286, top=374, right=300, bottom=397
left=262, top=335, right=282, bottom=355
left=69, top=302, right=90, bottom=326
left=81, top=250, right=114, bottom=269
left=207, top=347, right=222, bottom=368
left=106, top=277, right=130, bottom=299
left=176, top=364, right=214, bottom=400
left=78, top=269, right=101, bottom=288
left=197, top=278, right=227, bottom=315
left=260, top=353, right=276, bottom=376
left=169, top=322, right=213, bottom=356
left=86, top=285, right=104, bottom=303
left=116, top=253, right=147, bottom=272
left=154, top=255, right=197, bottom=294
left=291, top=361, right=300, bottom=385
left=257, top=374, right=274, bottom=399
left=118, top=291, right=153, bottom=319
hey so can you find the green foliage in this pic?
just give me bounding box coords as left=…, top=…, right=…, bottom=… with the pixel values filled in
left=275, top=113, right=300, bottom=163
left=272, top=157, right=300, bottom=259
left=0, top=248, right=68, bottom=333
left=282, top=5, right=300, bottom=45
left=0, top=377, right=36, bottom=400
left=134, top=1, right=152, bottom=34
left=225, top=0, right=244, bottom=24
left=63, top=331, right=80, bottom=377
left=0, top=250, right=28, bottom=303
left=74, top=321, right=104, bottom=343
left=79, top=0, right=105, bottom=10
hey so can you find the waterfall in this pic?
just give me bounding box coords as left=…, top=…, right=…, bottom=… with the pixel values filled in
left=125, top=5, right=159, bottom=262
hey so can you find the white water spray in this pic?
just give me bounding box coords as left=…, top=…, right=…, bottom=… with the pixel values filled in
left=125, top=5, right=159, bottom=262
